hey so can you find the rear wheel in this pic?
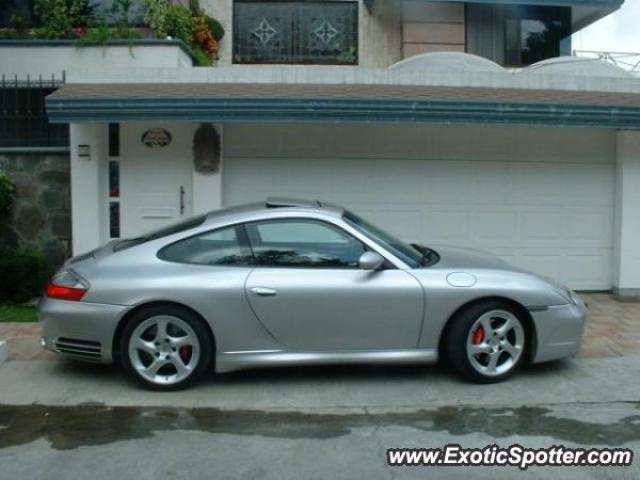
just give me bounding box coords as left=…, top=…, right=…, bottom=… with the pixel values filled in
left=119, top=305, right=212, bottom=391
left=444, top=300, right=528, bottom=383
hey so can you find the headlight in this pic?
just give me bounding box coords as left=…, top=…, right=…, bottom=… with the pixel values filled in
left=539, top=275, right=574, bottom=304
left=569, top=290, right=582, bottom=305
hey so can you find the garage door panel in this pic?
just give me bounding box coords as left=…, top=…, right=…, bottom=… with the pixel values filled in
left=514, top=163, right=614, bottom=206
left=520, top=254, right=564, bottom=281
left=565, top=253, right=612, bottom=287
left=473, top=210, right=518, bottom=242
left=224, top=154, right=614, bottom=290
left=565, top=209, right=613, bottom=247
left=424, top=209, right=471, bottom=241
left=521, top=211, right=565, bottom=242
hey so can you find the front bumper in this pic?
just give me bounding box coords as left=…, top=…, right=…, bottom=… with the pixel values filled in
left=38, top=297, right=129, bottom=363
left=530, top=296, right=588, bottom=363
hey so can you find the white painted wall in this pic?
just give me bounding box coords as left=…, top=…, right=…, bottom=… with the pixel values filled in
left=70, top=123, right=108, bottom=255
left=193, top=124, right=224, bottom=215
left=613, top=130, right=640, bottom=297
left=223, top=123, right=616, bottom=290
left=70, top=121, right=223, bottom=253
left=0, top=43, right=193, bottom=78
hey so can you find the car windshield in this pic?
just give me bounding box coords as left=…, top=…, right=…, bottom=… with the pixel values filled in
left=343, top=211, right=423, bottom=268
left=113, top=214, right=207, bottom=252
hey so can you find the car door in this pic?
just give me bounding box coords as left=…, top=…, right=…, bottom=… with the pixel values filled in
left=243, top=218, right=424, bottom=351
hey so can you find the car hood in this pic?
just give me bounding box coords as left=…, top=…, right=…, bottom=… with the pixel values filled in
left=426, top=245, right=522, bottom=272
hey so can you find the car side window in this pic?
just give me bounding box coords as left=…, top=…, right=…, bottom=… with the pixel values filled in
left=158, top=225, right=253, bottom=266
left=245, top=219, right=367, bottom=268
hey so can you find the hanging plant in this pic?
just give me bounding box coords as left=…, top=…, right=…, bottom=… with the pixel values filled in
left=193, top=15, right=217, bottom=58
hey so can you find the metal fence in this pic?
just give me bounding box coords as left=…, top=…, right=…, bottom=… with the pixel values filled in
left=0, top=72, right=69, bottom=150
left=573, top=50, right=640, bottom=74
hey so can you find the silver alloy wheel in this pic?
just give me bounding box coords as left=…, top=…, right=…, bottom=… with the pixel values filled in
left=466, top=309, right=525, bottom=377
left=128, top=315, right=201, bottom=386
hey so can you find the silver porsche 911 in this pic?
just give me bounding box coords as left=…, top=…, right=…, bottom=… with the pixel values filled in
left=39, top=198, right=586, bottom=390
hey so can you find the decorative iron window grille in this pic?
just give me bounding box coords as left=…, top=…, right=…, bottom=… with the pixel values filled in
left=0, top=74, right=68, bottom=149
left=233, top=1, right=358, bottom=65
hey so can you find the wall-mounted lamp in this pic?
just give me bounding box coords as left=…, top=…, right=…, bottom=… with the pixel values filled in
left=78, top=144, right=90, bottom=159
left=193, top=124, right=221, bottom=174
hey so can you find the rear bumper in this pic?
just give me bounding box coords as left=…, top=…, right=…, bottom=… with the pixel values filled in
left=530, top=296, right=587, bottom=363
left=38, top=297, right=128, bottom=363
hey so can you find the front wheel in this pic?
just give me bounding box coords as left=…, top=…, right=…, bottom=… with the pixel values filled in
left=444, top=300, right=529, bottom=383
left=119, top=305, right=212, bottom=391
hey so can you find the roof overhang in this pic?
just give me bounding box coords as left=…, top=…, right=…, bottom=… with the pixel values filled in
left=368, top=0, right=624, bottom=33
left=46, top=83, right=640, bottom=129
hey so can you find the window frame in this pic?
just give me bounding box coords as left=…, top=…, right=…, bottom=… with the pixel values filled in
left=244, top=217, right=377, bottom=270
left=156, top=223, right=255, bottom=267
left=0, top=80, right=69, bottom=150
left=232, top=0, right=359, bottom=66
left=154, top=216, right=403, bottom=270
left=502, top=6, right=570, bottom=67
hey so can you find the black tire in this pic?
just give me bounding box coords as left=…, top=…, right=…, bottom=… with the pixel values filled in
left=443, top=300, right=529, bottom=384
left=119, top=305, right=213, bottom=391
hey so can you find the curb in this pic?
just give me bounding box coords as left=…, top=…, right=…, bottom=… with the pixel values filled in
left=0, top=340, right=7, bottom=366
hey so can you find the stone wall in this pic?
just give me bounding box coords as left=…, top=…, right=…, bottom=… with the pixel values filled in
left=0, top=155, right=71, bottom=270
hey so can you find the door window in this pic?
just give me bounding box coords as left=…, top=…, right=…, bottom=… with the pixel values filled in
left=158, top=225, right=253, bottom=266
left=246, top=219, right=366, bottom=268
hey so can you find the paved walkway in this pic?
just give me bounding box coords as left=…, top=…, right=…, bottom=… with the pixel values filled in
left=579, top=293, right=640, bottom=357
left=1, top=294, right=639, bottom=361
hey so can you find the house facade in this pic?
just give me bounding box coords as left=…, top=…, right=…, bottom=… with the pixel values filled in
left=2, top=0, right=640, bottom=298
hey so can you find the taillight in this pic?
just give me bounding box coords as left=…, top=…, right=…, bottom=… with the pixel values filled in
left=45, top=271, right=88, bottom=302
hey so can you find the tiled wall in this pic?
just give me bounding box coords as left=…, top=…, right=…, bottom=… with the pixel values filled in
left=402, top=1, right=466, bottom=58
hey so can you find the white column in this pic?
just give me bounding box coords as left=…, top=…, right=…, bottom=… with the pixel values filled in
left=192, top=124, right=223, bottom=214
left=613, top=130, right=640, bottom=298
left=69, top=123, right=107, bottom=255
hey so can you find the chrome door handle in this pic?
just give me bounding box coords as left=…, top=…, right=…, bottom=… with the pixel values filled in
left=251, top=287, right=277, bottom=297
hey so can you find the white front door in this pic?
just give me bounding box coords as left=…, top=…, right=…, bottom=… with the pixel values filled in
left=119, top=124, right=193, bottom=238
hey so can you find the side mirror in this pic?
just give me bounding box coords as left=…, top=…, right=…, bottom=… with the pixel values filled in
left=359, top=251, right=385, bottom=271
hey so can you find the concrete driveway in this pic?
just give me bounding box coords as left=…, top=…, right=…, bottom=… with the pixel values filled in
left=0, top=293, right=638, bottom=479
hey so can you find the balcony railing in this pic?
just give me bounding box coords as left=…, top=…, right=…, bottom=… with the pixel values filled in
left=573, top=50, right=640, bottom=74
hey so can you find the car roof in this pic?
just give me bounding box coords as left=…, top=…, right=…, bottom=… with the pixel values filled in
left=202, top=198, right=345, bottom=225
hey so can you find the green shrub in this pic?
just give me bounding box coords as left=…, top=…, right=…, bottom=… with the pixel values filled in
left=142, top=0, right=169, bottom=37
left=34, top=0, right=89, bottom=39
left=142, top=0, right=223, bottom=66
left=0, top=247, right=47, bottom=304
left=205, top=15, right=224, bottom=42
left=163, top=5, right=193, bottom=46
left=0, top=174, right=14, bottom=219
left=190, top=46, right=213, bottom=66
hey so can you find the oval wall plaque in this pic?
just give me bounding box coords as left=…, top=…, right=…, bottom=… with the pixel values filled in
left=141, top=128, right=172, bottom=148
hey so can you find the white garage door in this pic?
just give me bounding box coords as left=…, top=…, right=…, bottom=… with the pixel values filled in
left=223, top=124, right=615, bottom=290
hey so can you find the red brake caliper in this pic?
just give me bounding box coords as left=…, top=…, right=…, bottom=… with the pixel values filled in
left=179, top=346, right=192, bottom=363
left=472, top=325, right=485, bottom=345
